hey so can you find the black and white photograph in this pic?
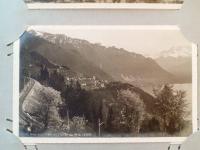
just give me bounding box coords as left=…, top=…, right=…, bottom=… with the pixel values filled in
left=13, top=26, right=197, bottom=143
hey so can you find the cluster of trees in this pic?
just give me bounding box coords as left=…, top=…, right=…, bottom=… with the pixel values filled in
left=57, top=79, right=147, bottom=135
left=100, top=84, right=188, bottom=135
left=49, top=70, right=65, bottom=91
left=39, top=65, right=49, bottom=81
left=61, top=80, right=88, bottom=118
left=25, top=64, right=187, bottom=135
left=36, top=64, right=88, bottom=122
left=140, top=85, right=188, bottom=135
left=153, top=84, right=188, bottom=134
left=38, top=65, right=65, bottom=91
left=104, top=90, right=145, bottom=134
left=70, top=116, right=88, bottom=133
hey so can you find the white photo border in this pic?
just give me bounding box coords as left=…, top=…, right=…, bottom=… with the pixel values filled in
left=26, top=3, right=182, bottom=10
left=13, top=25, right=198, bottom=144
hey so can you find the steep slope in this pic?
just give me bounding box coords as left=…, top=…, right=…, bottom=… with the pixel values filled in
left=73, top=43, right=176, bottom=84
left=24, top=30, right=176, bottom=85
left=21, top=31, right=113, bottom=81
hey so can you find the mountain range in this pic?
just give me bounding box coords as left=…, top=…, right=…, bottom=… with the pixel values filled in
left=155, top=46, right=192, bottom=83
left=21, top=30, right=187, bottom=87
left=21, top=30, right=112, bottom=81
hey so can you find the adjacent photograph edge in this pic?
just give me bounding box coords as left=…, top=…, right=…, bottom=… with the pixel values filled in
left=26, top=3, right=182, bottom=10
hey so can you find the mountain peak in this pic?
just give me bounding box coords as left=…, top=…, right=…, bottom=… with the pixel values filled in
left=27, top=29, right=44, bottom=37
left=23, top=30, right=177, bottom=84
left=159, top=46, right=192, bottom=58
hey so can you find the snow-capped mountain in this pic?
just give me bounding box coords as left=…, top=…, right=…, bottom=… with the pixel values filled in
left=22, top=29, right=177, bottom=85
left=155, top=46, right=192, bottom=83
left=28, top=29, right=91, bottom=49
left=158, top=46, right=192, bottom=58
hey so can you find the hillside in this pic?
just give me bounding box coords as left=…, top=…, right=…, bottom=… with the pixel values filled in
left=19, top=30, right=190, bottom=136
left=20, top=79, right=63, bottom=133
left=62, top=81, right=157, bottom=134
left=21, top=31, right=113, bottom=81
left=22, top=30, right=176, bottom=86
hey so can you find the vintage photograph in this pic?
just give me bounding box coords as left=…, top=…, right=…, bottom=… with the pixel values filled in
left=14, top=26, right=196, bottom=143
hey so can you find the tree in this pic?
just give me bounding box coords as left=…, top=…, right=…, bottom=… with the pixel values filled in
left=61, top=83, right=88, bottom=118
left=153, top=84, right=188, bottom=134
left=120, top=90, right=145, bottom=133
left=76, top=80, right=81, bottom=90
left=40, top=65, right=49, bottom=81
left=49, top=70, right=65, bottom=91
left=105, top=89, right=145, bottom=134
left=70, top=116, right=88, bottom=133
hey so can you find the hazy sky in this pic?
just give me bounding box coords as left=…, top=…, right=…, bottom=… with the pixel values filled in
left=29, top=26, right=191, bottom=58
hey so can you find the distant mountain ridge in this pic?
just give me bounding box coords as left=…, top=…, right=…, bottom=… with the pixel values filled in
left=21, top=30, right=177, bottom=86
left=158, top=46, right=192, bottom=58
left=156, top=47, right=192, bottom=83
left=21, top=30, right=113, bottom=81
